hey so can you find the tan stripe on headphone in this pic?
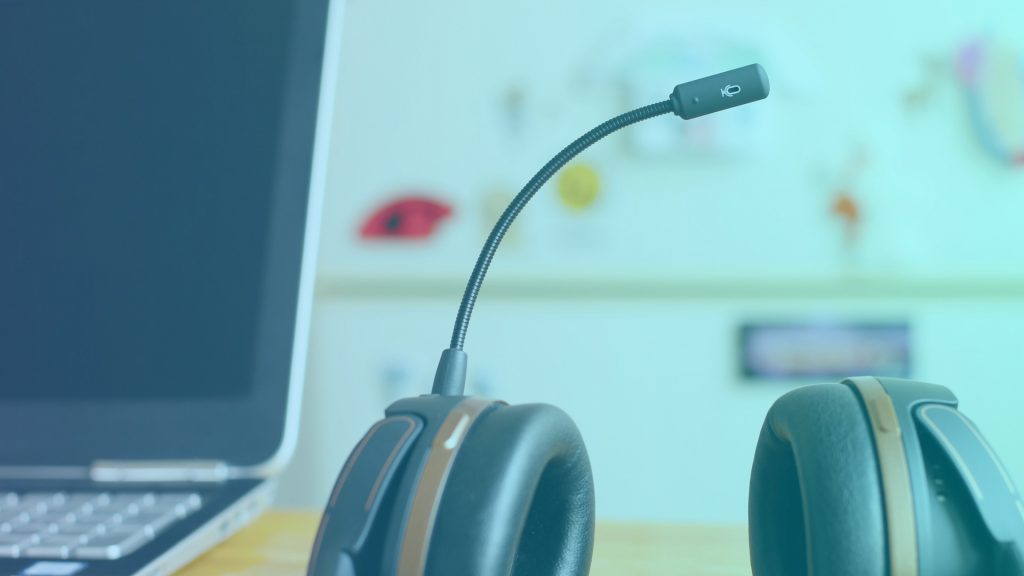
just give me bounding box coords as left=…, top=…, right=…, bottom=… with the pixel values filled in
left=847, top=376, right=919, bottom=576
left=397, top=398, right=496, bottom=576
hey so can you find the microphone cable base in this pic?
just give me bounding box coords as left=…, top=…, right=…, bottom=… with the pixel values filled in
left=431, top=348, right=468, bottom=396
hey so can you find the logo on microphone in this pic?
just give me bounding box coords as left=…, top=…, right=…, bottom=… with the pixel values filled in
left=721, top=84, right=742, bottom=98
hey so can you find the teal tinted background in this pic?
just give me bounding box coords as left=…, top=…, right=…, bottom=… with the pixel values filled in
left=279, top=0, right=1024, bottom=523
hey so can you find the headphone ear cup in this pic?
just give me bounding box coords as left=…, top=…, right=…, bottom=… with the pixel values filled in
left=426, top=404, right=595, bottom=576
left=749, top=384, right=888, bottom=576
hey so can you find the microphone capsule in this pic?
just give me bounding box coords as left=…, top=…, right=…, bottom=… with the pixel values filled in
left=670, top=63, right=770, bottom=120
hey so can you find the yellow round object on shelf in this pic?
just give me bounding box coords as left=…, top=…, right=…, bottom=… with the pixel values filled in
left=557, top=163, right=601, bottom=211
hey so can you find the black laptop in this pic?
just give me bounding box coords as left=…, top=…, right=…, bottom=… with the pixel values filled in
left=0, top=0, right=341, bottom=573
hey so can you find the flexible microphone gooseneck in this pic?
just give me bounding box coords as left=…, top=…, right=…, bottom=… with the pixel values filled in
left=432, top=63, right=770, bottom=396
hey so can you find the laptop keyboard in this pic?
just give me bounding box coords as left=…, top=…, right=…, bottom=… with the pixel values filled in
left=0, top=491, right=202, bottom=560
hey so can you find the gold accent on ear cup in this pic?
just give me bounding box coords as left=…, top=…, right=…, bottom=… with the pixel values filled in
left=398, top=398, right=497, bottom=576
left=847, top=377, right=919, bottom=576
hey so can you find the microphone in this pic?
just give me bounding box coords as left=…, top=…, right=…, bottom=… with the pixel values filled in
left=431, top=63, right=770, bottom=396
left=671, top=63, right=770, bottom=119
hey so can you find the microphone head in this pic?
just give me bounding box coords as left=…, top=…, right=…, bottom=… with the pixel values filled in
left=670, top=63, right=770, bottom=120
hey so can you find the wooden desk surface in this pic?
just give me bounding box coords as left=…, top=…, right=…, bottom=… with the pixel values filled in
left=177, top=511, right=751, bottom=575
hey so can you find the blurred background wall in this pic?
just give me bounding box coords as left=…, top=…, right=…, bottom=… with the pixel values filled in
left=276, top=0, right=1024, bottom=522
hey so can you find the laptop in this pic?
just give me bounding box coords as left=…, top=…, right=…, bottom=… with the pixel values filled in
left=0, top=0, right=343, bottom=573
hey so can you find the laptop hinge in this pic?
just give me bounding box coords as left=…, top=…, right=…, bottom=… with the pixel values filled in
left=89, top=460, right=230, bottom=484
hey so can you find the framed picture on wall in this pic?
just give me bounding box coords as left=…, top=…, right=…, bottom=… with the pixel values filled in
left=739, top=321, right=912, bottom=381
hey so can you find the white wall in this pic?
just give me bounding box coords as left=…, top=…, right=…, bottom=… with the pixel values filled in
left=276, top=0, right=1024, bottom=522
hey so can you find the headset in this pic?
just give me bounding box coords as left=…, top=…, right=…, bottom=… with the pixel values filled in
left=307, top=64, right=1024, bottom=575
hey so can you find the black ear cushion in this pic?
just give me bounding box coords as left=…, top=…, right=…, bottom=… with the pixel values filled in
left=426, top=403, right=595, bottom=576
left=749, top=383, right=888, bottom=576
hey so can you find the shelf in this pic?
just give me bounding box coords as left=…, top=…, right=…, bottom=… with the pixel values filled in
left=315, top=275, right=1024, bottom=301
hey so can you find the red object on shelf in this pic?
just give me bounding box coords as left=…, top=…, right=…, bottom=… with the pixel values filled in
left=359, top=196, right=453, bottom=240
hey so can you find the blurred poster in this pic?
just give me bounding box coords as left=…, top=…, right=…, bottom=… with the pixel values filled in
left=740, top=321, right=911, bottom=380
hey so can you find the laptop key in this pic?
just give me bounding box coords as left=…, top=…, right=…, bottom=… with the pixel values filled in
left=16, top=496, right=52, bottom=515
left=83, top=494, right=113, bottom=511
left=34, top=512, right=78, bottom=526
left=23, top=493, right=67, bottom=507
left=107, top=494, right=146, bottom=508
left=107, top=507, right=142, bottom=525
left=4, top=503, right=43, bottom=519
left=150, top=494, right=201, bottom=518
left=138, top=511, right=177, bottom=534
left=0, top=515, right=32, bottom=532
left=63, top=493, right=101, bottom=507
left=11, top=523, right=54, bottom=535
left=55, top=523, right=99, bottom=536
left=74, top=528, right=149, bottom=560
left=154, top=494, right=200, bottom=510
left=23, top=535, right=83, bottom=559
left=0, top=532, right=40, bottom=548
left=0, top=534, right=34, bottom=558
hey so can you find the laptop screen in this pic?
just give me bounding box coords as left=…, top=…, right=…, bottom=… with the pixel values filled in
left=0, top=0, right=303, bottom=400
